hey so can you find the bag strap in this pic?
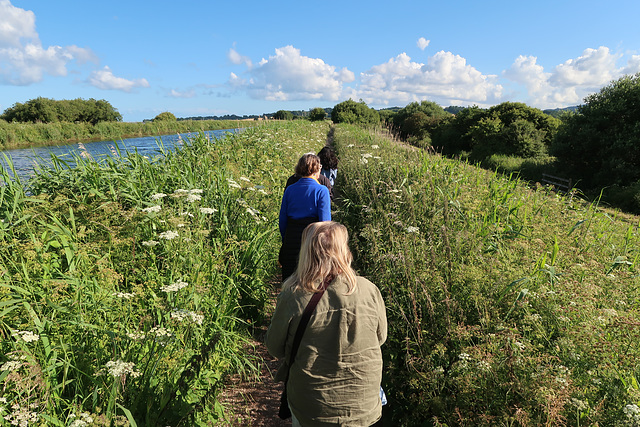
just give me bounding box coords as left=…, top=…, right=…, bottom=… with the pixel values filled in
left=286, top=275, right=333, bottom=369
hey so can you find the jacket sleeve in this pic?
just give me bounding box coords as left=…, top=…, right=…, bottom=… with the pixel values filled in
left=317, top=186, right=331, bottom=222
left=265, top=291, right=292, bottom=360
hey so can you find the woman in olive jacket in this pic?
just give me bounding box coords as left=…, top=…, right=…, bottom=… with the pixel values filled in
left=266, top=221, right=387, bottom=426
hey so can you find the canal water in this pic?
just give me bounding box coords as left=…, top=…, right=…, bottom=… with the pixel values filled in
left=0, top=129, right=235, bottom=183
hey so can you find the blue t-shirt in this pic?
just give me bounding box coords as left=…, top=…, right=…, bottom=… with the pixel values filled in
left=279, top=177, right=331, bottom=239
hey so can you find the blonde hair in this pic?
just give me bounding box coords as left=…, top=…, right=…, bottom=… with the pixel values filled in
left=294, top=153, right=321, bottom=177
left=284, top=221, right=357, bottom=295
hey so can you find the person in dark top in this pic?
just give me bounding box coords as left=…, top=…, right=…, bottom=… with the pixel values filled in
left=279, top=153, right=331, bottom=281
left=318, top=146, right=339, bottom=187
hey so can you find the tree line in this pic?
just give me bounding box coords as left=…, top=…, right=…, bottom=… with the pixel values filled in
left=327, top=73, right=640, bottom=214
left=1, top=97, right=122, bottom=124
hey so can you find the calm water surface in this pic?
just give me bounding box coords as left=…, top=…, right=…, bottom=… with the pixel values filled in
left=0, top=129, right=235, bottom=183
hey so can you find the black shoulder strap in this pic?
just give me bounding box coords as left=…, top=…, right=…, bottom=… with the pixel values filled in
left=287, top=275, right=332, bottom=368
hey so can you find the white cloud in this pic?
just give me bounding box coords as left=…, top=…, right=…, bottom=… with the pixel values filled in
left=227, top=45, right=354, bottom=101
left=504, top=46, right=640, bottom=108
left=0, top=0, right=98, bottom=85
left=168, top=88, right=195, bottom=98
left=227, top=47, right=252, bottom=68
left=357, top=51, right=503, bottom=107
left=417, top=37, right=430, bottom=51
left=87, top=66, right=149, bottom=92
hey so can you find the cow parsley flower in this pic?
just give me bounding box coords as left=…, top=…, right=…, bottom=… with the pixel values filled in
left=142, top=205, right=162, bottom=213
left=406, top=226, right=420, bottom=233
left=13, top=330, right=39, bottom=343
left=106, top=359, right=141, bottom=378
left=160, top=281, right=189, bottom=292
left=159, top=230, right=179, bottom=240
left=142, top=240, right=159, bottom=246
left=200, top=207, right=218, bottom=214
left=150, top=193, right=167, bottom=200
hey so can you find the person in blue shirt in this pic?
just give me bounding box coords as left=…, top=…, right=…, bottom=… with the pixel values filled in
left=279, top=153, right=331, bottom=280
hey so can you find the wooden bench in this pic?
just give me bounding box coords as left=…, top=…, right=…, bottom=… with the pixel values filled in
left=541, top=173, right=572, bottom=192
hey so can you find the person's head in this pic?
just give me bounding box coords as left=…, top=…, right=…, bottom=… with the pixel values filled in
left=285, top=221, right=357, bottom=294
left=294, top=153, right=321, bottom=177
left=317, top=146, right=338, bottom=170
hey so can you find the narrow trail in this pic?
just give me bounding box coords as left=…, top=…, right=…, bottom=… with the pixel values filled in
left=217, top=283, right=290, bottom=426
left=217, top=126, right=338, bottom=426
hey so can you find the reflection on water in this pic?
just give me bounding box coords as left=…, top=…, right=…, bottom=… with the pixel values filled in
left=0, top=129, right=235, bottom=183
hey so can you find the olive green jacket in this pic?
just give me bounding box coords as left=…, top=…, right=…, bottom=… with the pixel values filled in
left=266, top=275, right=387, bottom=426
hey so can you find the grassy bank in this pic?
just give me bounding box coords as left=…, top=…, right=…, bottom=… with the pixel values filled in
left=3, top=120, right=640, bottom=426
left=332, top=125, right=640, bottom=425
left=0, top=121, right=330, bottom=425
left=0, top=119, right=260, bottom=150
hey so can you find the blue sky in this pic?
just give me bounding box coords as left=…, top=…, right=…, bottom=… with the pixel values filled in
left=2, top=0, right=640, bottom=122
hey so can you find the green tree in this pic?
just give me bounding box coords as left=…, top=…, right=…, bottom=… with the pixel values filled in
left=309, top=107, right=326, bottom=121
left=274, top=110, right=293, bottom=120
left=0, top=97, right=122, bottom=124
left=153, top=111, right=177, bottom=122
left=392, top=101, right=451, bottom=141
left=331, top=99, right=380, bottom=125
left=551, top=72, right=640, bottom=190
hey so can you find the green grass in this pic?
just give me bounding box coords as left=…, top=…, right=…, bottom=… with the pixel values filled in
left=2, top=120, right=640, bottom=426
left=0, top=121, right=331, bottom=426
left=331, top=124, right=640, bottom=426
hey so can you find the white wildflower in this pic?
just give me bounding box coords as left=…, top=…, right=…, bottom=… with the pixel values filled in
left=171, top=309, right=205, bottom=325
left=159, top=230, right=179, bottom=240
left=142, top=240, right=159, bottom=247
left=189, top=189, right=203, bottom=194
left=106, top=359, right=141, bottom=378
left=200, top=207, right=218, bottom=214
left=227, top=179, right=241, bottom=189
left=126, top=332, right=146, bottom=340
left=371, top=145, right=379, bottom=149
left=477, top=360, right=491, bottom=371
left=160, top=280, right=189, bottom=293
left=179, top=211, right=194, bottom=217
left=406, top=226, right=419, bottom=233
left=362, top=153, right=373, bottom=158
left=142, top=205, right=162, bottom=214
left=433, top=366, right=445, bottom=374
left=360, top=157, right=368, bottom=165
left=347, top=144, right=354, bottom=147
left=458, top=353, right=471, bottom=362
left=13, top=330, right=39, bottom=343
left=113, top=292, right=135, bottom=299
left=186, top=194, right=201, bottom=203
left=150, top=193, right=167, bottom=200
left=1, top=360, right=23, bottom=372
left=240, top=176, right=251, bottom=182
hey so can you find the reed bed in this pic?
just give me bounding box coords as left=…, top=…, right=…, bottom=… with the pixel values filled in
left=331, top=124, right=640, bottom=426
left=0, top=121, right=330, bottom=426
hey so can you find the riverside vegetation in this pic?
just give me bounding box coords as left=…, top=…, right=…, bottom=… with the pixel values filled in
left=1, top=120, right=640, bottom=426
left=0, top=119, right=259, bottom=150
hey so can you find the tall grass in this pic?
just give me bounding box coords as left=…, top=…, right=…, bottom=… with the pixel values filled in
left=332, top=124, right=640, bottom=426
left=0, top=121, right=331, bottom=425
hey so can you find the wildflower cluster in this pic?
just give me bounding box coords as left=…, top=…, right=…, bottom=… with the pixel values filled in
left=171, top=309, right=205, bottom=325
left=11, top=330, right=39, bottom=343
left=105, top=359, right=141, bottom=378
left=160, top=281, right=189, bottom=293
